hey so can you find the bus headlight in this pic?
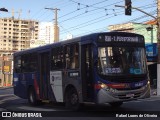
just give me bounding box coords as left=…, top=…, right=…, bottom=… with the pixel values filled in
left=147, top=80, right=150, bottom=85
left=100, top=83, right=109, bottom=90
left=145, top=80, right=150, bottom=88
left=100, top=83, right=116, bottom=93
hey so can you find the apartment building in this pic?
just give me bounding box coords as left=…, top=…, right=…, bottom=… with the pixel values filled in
left=39, top=22, right=54, bottom=44
left=0, top=17, right=39, bottom=56
left=0, top=17, right=39, bottom=87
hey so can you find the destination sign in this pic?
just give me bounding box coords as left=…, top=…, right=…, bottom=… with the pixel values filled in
left=98, top=35, right=144, bottom=43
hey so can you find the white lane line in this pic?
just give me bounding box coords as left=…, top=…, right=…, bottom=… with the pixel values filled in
left=127, top=99, right=160, bottom=103
left=0, top=94, right=14, bottom=97
left=18, top=106, right=56, bottom=111
left=0, top=96, right=19, bottom=104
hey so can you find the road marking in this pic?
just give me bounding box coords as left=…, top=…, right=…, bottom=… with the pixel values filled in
left=0, top=96, right=19, bottom=104
left=0, top=94, right=14, bottom=97
left=124, top=96, right=160, bottom=103
left=18, top=106, right=57, bottom=111
left=0, top=108, right=7, bottom=111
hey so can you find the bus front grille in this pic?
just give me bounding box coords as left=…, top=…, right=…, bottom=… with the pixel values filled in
left=115, top=91, right=142, bottom=100
left=116, top=86, right=142, bottom=91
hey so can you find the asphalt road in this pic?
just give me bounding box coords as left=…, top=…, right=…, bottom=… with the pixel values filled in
left=1, top=87, right=160, bottom=120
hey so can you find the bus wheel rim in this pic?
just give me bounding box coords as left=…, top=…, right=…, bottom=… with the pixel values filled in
left=71, top=94, right=78, bottom=105
left=30, top=92, right=34, bottom=103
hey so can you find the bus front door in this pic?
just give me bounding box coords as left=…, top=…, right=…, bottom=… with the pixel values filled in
left=81, top=44, right=94, bottom=102
left=39, top=52, right=50, bottom=100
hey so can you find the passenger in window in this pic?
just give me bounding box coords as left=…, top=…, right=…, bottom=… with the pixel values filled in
left=56, top=60, right=63, bottom=68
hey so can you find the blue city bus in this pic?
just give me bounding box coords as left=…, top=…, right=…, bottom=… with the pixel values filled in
left=13, top=32, right=150, bottom=110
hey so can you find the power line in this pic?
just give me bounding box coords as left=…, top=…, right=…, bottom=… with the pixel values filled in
left=60, top=11, right=124, bottom=36
left=60, top=5, right=156, bottom=34
left=59, top=0, right=124, bottom=21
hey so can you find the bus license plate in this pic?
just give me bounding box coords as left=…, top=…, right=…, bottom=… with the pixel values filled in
left=126, top=94, right=134, bottom=97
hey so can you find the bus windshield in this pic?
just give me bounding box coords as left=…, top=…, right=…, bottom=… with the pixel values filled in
left=97, top=47, right=147, bottom=75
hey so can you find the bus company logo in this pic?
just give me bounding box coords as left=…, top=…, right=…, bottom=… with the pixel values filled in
left=1, top=112, right=42, bottom=118
left=2, top=112, right=11, bottom=117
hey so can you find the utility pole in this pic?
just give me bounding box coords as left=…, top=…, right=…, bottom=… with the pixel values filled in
left=157, top=0, right=160, bottom=95
left=45, top=8, right=60, bottom=43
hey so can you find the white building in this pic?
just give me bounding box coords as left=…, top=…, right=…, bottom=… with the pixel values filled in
left=38, top=22, right=54, bottom=44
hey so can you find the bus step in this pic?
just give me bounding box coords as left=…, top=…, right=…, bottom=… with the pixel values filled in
left=42, top=100, right=50, bottom=103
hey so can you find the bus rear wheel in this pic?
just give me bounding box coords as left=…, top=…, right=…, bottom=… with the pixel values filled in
left=109, top=102, right=123, bottom=107
left=28, top=87, right=40, bottom=106
left=65, top=88, right=80, bottom=110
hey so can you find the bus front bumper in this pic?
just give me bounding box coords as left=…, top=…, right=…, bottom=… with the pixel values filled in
left=97, top=84, right=150, bottom=104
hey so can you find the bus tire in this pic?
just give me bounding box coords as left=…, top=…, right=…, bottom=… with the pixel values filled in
left=109, top=102, right=123, bottom=107
left=28, top=87, right=39, bottom=106
left=65, top=87, right=80, bottom=110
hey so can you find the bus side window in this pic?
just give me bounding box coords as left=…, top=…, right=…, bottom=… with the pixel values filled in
left=65, top=44, right=79, bottom=69
left=14, top=56, right=21, bottom=73
left=51, top=47, right=64, bottom=70
left=65, top=46, right=70, bottom=69
left=70, top=44, right=79, bottom=69
left=21, top=55, right=29, bottom=72
left=29, top=53, right=37, bottom=72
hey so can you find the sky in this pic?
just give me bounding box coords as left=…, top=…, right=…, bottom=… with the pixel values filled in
left=0, top=0, right=157, bottom=40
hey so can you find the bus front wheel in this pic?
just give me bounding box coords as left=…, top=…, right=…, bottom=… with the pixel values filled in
left=65, top=87, right=80, bottom=110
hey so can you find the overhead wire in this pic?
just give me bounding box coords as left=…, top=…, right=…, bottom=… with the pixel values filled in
left=59, top=0, right=124, bottom=22
left=16, top=0, right=156, bottom=39
left=60, top=2, right=156, bottom=35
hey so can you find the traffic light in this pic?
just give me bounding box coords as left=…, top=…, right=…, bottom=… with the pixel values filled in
left=0, top=8, right=8, bottom=12
left=125, top=0, right=132, bottom=15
